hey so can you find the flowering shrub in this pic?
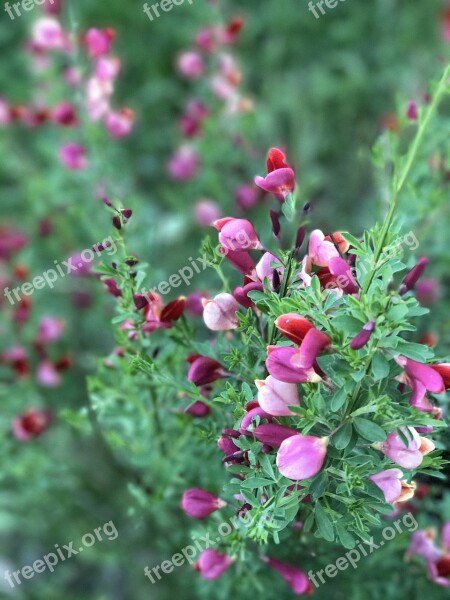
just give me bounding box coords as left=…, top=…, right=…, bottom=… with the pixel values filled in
left=1, top=2, right=450, bottom=599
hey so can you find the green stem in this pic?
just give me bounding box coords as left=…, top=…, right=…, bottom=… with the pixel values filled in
left=361, top=63, right=450, bottom=296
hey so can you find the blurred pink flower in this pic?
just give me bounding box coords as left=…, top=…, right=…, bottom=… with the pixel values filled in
left=59, top=143, right=88, bottom=170
left=176, top=51, right=205, bottom=78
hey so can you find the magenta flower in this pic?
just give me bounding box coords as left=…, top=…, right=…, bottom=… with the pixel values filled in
left=253, top=423, right=297, bottom=447
left=239, top=406, right=273, bottom=434
left=350, top=321, right=375, bottom=350
left=431, top=363, right=450, bottom=389
left=84, top=28, right=115, bottom=58
left=328, top=256, right=359, bottom=294
left=377, top=427, right=423, bottom=469
left=368, top=468, right=404, bottom=503
left=255, top=376, right=300, bottom=416
left=187, top=355, right=226, bottom=386
left=202, top=293, right=239, bottom=331
left=427, top=556, right=450, bottom=587
left=290, top=328, right=331, bottom=370
left=308, top=230, right=340, bottom=267
left=59, top=143, right=88, bottom=170
left=214, top=217, right=263, bottom=251
left=51, top=101, right=77, bottom=126
left=176, top=51, right=205, bottom=79
left=105, top=108, right=134, bottom=138
left=221, top=248, right=255, bottom=275
left=262, top=556, right=311, bottom=595
left=181, top=488, right=225, bottom=519
left=406, top=101, right=418, bottom=120
left=276, top=434, right=328, bottom=480
left=233, top=281, right=264, bottom=309
left=266, top=346, right=322, bottom=384
left=254, top=148, right=295, bottom=201
left=396, top=356, right=445, bottom=412
left=194, top=549, right=232, bottom=580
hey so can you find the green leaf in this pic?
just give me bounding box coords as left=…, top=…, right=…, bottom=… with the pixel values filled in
left=330, top=387, right=349, bottom=412
left=372, top=353, right=390, bottom=381
left=314, top=502, right=334, bottom=541
left=335, top=522, right=356, bottom=549
left=353, top=418, right=387, bottom=442
left=240, top=478, right=274, bottom=489
left=332, top=422, right=353, bottom=449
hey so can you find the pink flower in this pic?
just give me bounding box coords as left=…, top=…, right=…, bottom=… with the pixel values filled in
left=396, top=356, right=445, bottom=412
left=37, top=316, right=65, bottom=344
left=377, top=427, right=423, bottom=469
left=277, top=434, right=328, bottom=480
left=221, top=248, right=255, bottom=275
left=262, top=556, right=312, bottom=595
left=181, top=488, right=225, bottom=519
left=308, top=230, right=339, bottom=267
left=255, top=376, right=300, bottom=416
left=12, top=409, right=52, bottom=441
left=202, top=293, right=239, bottom=331
left=36, top=361, right=61, bottom=387
left=167, top=146, right=199, bottom=180
left=407, top=529, right=441, bottom=561
left=254, top=148, right=295, bottom=201
left=59, top=143, right=88, bottom=170
left=266, top=346, right=322, bottom=384
left=427, top=555, right=450, bottom=587
left=235, top=184, right=259, bottom=210
left=84, top=28, right=115, bottom=58
left=94, top=56, right=121, bottom=81
left=51, top=101, right=77, bottom=126
left=255, top=252, right=283, bottom=282
left=368, top=468, right=404, bottom=503
left=194, top=549, right=232, bottom=580
left=194, top=200, right=221, bottom=226
left=187, top=355, right=225, bottom=386
left=195, top=27, right=216, bottom=52
left=32, top=17, right=67, bottom=51
left=176, top=51, right=205, bottom=79
left=213, top=217, right=263, bottom=251
left=105, top=108, right=134, bottom=138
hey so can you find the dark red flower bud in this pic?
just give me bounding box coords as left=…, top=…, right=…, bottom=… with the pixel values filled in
left=103, top=279, right=121, bottom=297
left=133, top=294, right=150, bottom=310
left=269, top=210, right=281, bottom=237
left=233, top=281, right=264, bottom=309
left=112, top=216, right=122, bottom=230
left=187, top=355, right=225, bottom=386
left=121, top=208, right=133, bottom=219
left=160, top=297, right=186, bottom=322
left=295, top=226, right=305, bottom=250
left=350, top=320, right=375, bottom=350
left=253, top=423, right=297, bottom=447
left=399, top=257, right=429, bottom=295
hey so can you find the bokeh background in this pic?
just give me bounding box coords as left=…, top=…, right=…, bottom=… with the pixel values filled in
left=0, top=0, right=449, bottom=598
